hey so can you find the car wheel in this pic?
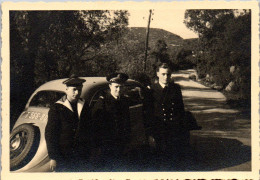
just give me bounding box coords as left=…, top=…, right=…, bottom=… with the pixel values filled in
left=10, top=124, right=40, bottom=171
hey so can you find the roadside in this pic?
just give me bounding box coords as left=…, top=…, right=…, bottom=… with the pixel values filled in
left=92, top=69, right=251, bottom=172
left=173, top=69, right=251, bottom=171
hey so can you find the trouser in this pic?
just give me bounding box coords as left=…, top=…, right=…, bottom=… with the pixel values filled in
left=153, top=127, right=190, bottom=154
left=91, top=143, right=128, bottom=171
left=56, top=151, right=90, bottom=172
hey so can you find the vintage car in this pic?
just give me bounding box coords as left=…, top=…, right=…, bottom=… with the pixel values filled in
left=10, top=77, right=150, bottom=172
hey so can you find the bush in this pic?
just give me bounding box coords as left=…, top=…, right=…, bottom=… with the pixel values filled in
left=184, top=10, right=251, bottom=102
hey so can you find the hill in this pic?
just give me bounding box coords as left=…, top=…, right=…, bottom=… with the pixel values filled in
left=182, top=38, right=199, bottom=50
left=126, top=27, right=184, bottom=50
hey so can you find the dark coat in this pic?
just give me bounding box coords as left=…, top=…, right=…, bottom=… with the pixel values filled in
left=150, top=81, right=185, bottom=136
left=91, top=92, right=131, bottom=150
left=45, top=96, right=91, bottom=162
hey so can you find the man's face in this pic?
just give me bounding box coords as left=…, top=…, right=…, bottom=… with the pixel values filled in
left=157, top=67, right=171, bottom=85
left=66, top=86, right=82, bottom=102
left=109, top=82, right=123, bottom=98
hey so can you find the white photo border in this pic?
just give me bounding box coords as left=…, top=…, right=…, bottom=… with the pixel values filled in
left=2, top=1, right=259, bottom=180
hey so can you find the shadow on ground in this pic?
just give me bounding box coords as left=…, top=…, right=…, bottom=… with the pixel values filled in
left=173, top=71, right=251, bottom=171
left=85, top=70, right=251, bottom=172
left=86, top=136, right=250, bottom=172
left=173, top=76, right=190, bottom=82
left=183, top=96, right=250, bottom=137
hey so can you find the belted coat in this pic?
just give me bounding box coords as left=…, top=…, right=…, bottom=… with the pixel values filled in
left=45, top=96, right=91, bottom=162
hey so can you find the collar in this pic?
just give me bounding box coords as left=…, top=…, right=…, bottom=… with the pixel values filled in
left=110, top=93, right=120, bottom=100
left=159, top=81, right=168, bottom=89
left=56, top=98, right=85, bottom=118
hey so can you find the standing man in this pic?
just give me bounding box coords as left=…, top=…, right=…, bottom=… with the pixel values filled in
left=45, top=76, right=91, bottom=172
left=149, top=63, right=189, bottom=156
left=91, top=73, right=131, bottom=170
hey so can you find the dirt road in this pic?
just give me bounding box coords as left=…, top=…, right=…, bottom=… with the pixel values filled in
left=173, top=69, right=251, bottom=171
left=94, top=69, right=251, bottom=172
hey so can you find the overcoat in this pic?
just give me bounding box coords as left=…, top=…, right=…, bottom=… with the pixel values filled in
left=91, top=92, right=131, bottom=151
left=45, top=96, right=91, bottom=162
left=151, top=81, right=185, bottom=124
left=149, top=81, right=187, bottom=147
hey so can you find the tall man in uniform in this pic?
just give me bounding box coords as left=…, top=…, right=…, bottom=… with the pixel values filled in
left=91, top=73, right=131, bottom=170
left=149, top=63, right=189, bottom=157
left=45, top=76, right=91, bottom=172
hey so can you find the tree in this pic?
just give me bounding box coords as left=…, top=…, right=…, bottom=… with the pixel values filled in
left=184, top=9, right=251, bottom=100
left=10, top=10, right=129, bottom=128
left=151, top=39, right=170, bottom=64
left=175, top=48, right=194, bottom=70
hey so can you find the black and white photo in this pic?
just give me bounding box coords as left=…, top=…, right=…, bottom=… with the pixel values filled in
left=1, top=1, right=259, bottom=180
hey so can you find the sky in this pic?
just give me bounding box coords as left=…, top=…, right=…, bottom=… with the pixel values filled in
left=128, top=9, right=198, bottom=39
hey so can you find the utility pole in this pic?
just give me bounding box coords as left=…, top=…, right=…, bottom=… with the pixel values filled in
left=143, top=9, right=152, bottom=72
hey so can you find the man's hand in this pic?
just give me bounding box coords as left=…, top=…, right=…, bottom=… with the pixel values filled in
left=49, top=159, right=57, bottom=172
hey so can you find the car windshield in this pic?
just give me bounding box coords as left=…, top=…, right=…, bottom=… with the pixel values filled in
left=29, top=91, right=66, bottom=108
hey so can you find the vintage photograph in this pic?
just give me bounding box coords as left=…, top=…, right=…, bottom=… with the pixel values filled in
left=2, top=1, right=259, bottom=179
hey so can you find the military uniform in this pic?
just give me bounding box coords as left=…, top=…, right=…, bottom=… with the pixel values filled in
left=91, top=73, right=131, bottom=169
left=149, top=81, right=189, bottom=153
left=45, top=76, right=91, bottom=171
left=91, top=93, right=131, bottom=155
left=45, top=96, right=92, bottom=171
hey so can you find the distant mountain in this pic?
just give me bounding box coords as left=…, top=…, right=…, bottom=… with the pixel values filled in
left=183, top=38, right=199, bottom=46
left=126, top=27, right=184, bottom=50
left=182, top=38, right=199, bottom=51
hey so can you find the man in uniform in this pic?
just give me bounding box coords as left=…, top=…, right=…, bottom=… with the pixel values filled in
left=45, top=75, right=91, bottom=172
left=91, top=73, right=131, bottom=170
left=149, top=63, right=189, bottom=157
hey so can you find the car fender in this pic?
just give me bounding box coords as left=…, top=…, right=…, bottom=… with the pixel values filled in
left=12, top=108, right=51, bottom=172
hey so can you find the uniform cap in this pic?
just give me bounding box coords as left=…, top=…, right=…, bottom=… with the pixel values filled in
left=63, top=75, right=86, bottom=87
left=106, top=73, right=128, bottom=84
